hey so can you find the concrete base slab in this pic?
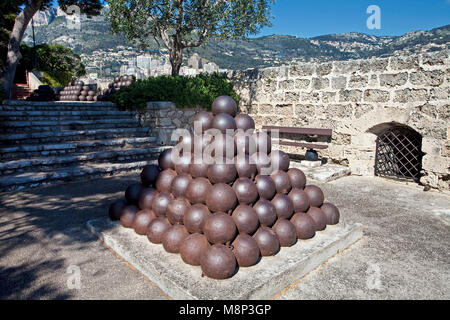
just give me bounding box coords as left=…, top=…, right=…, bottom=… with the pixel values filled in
left=291, top=162, right=351, bottom=182
left=300, top=160, right=322, bottom=168
left=86, top=217, right=363, bottom=300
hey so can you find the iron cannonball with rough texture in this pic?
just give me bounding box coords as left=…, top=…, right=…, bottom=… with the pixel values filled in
left=138, top=188, right=159, bottom=210
left=253, top=199, right=277, bottom=227
left=120, top=205, right=139, bottom=228
left=307, top=207, right=327, bottom=231
left=251, top=152, right=271, bottom=175
left=304, top=185, right=325, bottom=207
left=109, top=199, right=126, bottom=221
left=234, top=131, right=255, bottom=155
left=141, top=164, right=160, bottom=187
left=133, top=209, right=156, bottom=235
left=185, top=177, right=212, bottom=204
left=166, top=198, right=191, bottom=225
left=271, top=194, right=294, bottom=219
left=147, top=217, right=171, bottom=244
left=320, top=203, right=340, bottom=225
left=125, top=183, right=143, bottom=204
left=183, top=204, right=211, bottom=234
left=290, top=212, right=316, bottom=239
left=270, top=170, right=292, bottom=194
left=288, top=188, right=310, bottom=213
left=155, top=169, right=177, bottom=193
left=204, top=212, right=237, bottom=244
left=270, top=150, right=290, bottom=172
left=200, top=244, right=237, bottom=280
left=232, top=205, right=260, bottom=235
left=253, top=131, right=272, bottom=154
left=212, top=113, right=237, bottom=134
left=180, top=233, right=210, bottom=266
left=188, top=160, right=210, bottom=178
left=158, top=148, right=175, bottom=170
left=210, top=133, right=236, bottom=159
left=232, top=177, right=258, bottom=205
left=194, top=111, right=214, bottom=132
left=253, top=226, right=280, bottom=256
left=170, top=173, right=192, bottom=198
left=273, top=219, right=297, bottom=247
left=234, top=155, right=257, bottom=179
left=162, top=225, right=189, bottom=253
left=151, top=192, right=174, bottom=217
left=205, top=183, right=237, bottom=213
left=174, top=153, right=192, bottom=174
left=234, top=114, right=255, bottom=132
left=232, top=234, right=260, bottom=267
left=255, top=175, right=276, bottom=200
left=211, top=95, right=237, bottom=116
left=207, top=160, right=237, bottom=185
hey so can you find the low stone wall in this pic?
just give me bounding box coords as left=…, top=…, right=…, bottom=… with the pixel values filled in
left=228, top=50, right=449, bottom=190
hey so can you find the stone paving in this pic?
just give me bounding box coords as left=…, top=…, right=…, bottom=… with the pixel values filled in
left=0, top=173, right=449, bottom=299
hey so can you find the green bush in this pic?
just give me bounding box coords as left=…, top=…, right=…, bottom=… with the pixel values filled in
left=110, top=73, right=239, bottom=110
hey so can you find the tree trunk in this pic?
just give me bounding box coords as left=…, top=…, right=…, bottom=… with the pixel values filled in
left=0, top=1, right=42, bottom=99
left=169, top=45, right=183, bottom=76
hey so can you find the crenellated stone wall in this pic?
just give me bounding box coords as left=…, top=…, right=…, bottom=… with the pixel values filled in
left=227, top=50, right=450, bottom=190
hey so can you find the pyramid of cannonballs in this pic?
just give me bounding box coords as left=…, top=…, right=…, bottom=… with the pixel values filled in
left=108, top=96, right=340, bottom=280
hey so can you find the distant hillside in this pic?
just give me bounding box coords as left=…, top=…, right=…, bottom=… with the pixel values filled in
left=23, top=8, right=450, bottom=70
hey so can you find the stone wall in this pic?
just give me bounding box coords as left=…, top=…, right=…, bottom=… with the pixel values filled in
left=228, top=50, right=449, bottom=190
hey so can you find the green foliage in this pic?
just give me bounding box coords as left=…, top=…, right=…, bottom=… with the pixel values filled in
left=111, top=73, right=239, bottom=110
left=0, top=87, right=5, bottom=104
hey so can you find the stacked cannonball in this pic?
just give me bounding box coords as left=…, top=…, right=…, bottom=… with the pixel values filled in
left=108, top=95, right=341, bottom=280
left=58, top=80, right=98, bottom=101
left=97, top=75, right=135, bottom=101
left=26, top=85, right=56, bottom=101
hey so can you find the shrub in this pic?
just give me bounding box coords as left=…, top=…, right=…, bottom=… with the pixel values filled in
left=110, top=73, right=239, bottom=110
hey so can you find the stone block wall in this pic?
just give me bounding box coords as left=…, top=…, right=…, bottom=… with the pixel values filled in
left=227, top=50, right=450, bottom=190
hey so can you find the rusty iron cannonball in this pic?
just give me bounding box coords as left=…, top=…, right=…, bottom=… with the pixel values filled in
left=234, top=155, right=257, bottom=180
left=120, top=205, right=139, bottom=228
left=204, top=212, right=237, bottom=244
left=212, top=113, right=237, bottom=134
left=251, top=152, right=271, bottom=175
left=287, top=168, right=307, bottom=189
left=125, top=183, right=143, bottom=205
left=162, top=225, right=189, bottom=253
left=188, top=160, right=210, bottom=178
left=288, top=188, right=310, bottom=213
left=155, top=169, right=177, bottom=193
left=151, top=192, right=174, bottom=217
left=194, top=111, right=214, bottom=133
left=320, top=203, right=340, bottom=225
left=253, top=199, right=277, bottom=227
left=232, top=177, right=258, bottom=205
left=205, top=183, right=237, bottom=213
left=108, top=199, right=126, bottom=221
left=180, top=233, right=210, bottom=266
left=132, top=209, right=156, bottom=235
left=234, top=131, right=255, bottom=156
left=270, top=170, right=292, bottom=194
left=166, top=197, right=191, bottom=225
left=207, top=160, right=237, bottom=185
left=170, top=173, right=192, bottom=198
left=232, top=204, right=260, bottom=235
left=174, top=153, right=192, bottom=175
left=232, top=234, right=260, bottom=267
left=271, top=194, right=294, bottom=219
left=290, top=212, right=316, bottom=239
left=183, top=204, right=211, bottom=233
left=234, top=114, right=255, bottom=132
left=158, top=148, right=175, bottom=170
left=304, top=185, right=325, bottom=207
left=146, top=217, right=171, bottom=244
left=210, top=133, right=236, bottom=159
left=273, top=219, right=297, bottom=247
left=307, top=207, right=327, bottom=231
left=270, top=150, right=290, bottom=172
left=138, top=188, right=159, bottom=210
left=253, top=131, right=272, bottom=154
left=253, top=226, right=280, bottom=256
left=185, top=177, right=212, bottom=204
left=201, top=244, right=237, bottom=279
left=211, top=95, right=237, bottom=116
left=255, top=175, right=276, bottom=200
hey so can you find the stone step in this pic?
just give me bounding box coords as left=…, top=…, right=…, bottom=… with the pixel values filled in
left=0, top=159, right=160, bottom=192
left=1, top=101, right=119, bottom=112
left=0, top=114, right=136, bottom=121
left=0, top=137, right=157, bottom=160
left=0, top=146, right=167, bottom=175
left=0, top=109, right=134, bottom=118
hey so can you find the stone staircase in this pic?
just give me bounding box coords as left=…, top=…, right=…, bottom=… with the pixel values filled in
left=11, top=84, right=32, bottom=100
left=0, top=100, right=167, bottom=192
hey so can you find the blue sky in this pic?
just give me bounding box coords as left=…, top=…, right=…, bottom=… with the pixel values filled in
left=255, top=0, right=450, bottom=38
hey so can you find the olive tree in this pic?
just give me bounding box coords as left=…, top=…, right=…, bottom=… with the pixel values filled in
left=108, top=0, right=274, bottom=76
